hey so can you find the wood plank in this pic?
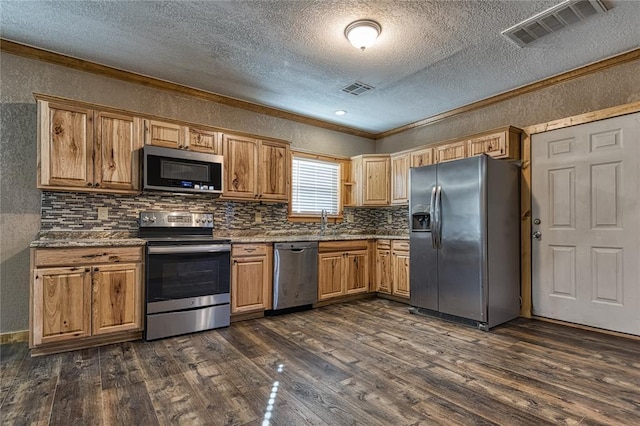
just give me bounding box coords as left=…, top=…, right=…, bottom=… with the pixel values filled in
left=145, top=374, right=211, bottom=425
left=102, top=382, right=160, bottom=425
left=99, top=342, right=145, bottom=390
left=0, top=342, right=29, bottom=405
left=0, top=377, right=58, bottom=425
left=58, top=347, right=101, bottom=385
left=133, top=339, right=183, bottom=380
left=50, top=380, right=103, bottom=425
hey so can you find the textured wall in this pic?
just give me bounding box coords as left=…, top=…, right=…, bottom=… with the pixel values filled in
left=0, top=51, right=376, bottom=334
left=376, top=60, right=640, bottom=153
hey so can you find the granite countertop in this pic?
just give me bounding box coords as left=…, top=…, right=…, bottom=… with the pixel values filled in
left=31, top=230, right=409, bottom=248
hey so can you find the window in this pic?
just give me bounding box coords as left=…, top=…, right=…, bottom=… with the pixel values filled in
left=290, top=155, right=341, bottom=216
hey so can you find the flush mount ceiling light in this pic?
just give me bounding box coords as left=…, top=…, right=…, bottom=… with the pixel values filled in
left=345, top=19, right=381, bottom=51
left=335, top=110, right=347, bottom=116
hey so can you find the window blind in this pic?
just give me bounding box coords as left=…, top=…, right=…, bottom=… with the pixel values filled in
left=291, top=157, right=340, bottom=215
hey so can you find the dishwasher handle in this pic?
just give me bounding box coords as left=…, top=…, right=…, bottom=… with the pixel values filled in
left=290, top=248, right=305, bottom=253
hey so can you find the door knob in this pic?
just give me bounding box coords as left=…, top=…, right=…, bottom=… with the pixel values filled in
left=533, top=231, right=542, bottom=239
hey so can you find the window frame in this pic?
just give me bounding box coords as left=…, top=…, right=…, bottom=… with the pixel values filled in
left=288, top=150, right=347, bottom=222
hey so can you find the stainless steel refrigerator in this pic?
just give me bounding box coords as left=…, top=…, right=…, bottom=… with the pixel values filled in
left=409, top=154, right=520, bottom=330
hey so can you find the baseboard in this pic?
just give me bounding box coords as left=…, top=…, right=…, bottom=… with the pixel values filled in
left=375, top=293, right=410, bottom=304
left=0, top=330, right=29, bottom=344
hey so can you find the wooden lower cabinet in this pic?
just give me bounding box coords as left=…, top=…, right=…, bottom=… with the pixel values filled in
left=375, top=240, right=410, bottom=299
left=30, top=246, right=144, bottom=355
left=231, top=244, right=272, bottom=314
left=375, top=240, right=392, bottom=294
left=318, top=240, right=369, bottom=301
left=392, top=242, right=410, bottom=298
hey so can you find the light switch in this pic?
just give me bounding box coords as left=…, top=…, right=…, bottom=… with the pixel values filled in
left=255, top=212, right=262, bottom=223
left=98, top=207, right=109, bottom=220
left=387, top=211, right=392, bottom=224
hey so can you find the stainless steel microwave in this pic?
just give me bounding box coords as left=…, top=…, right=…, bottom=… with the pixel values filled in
left=142, top=145, right=223, bottom=195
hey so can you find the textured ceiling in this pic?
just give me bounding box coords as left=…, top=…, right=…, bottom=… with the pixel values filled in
left=1, top=1, right=639, bottom=134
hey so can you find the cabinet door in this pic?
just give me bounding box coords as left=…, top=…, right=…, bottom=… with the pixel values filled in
left=362, top=157, right=390, bottom=205
left=375, top=249, right=392, bottom=294
left=231, top=255, right=270, bottom=313
left=318, top=253, right=344, bottom=300
left=92, top=263, right=142, bottom=335
left=95, top=112, right=142, bottom=191
left=259, top=140, right=289, bottom=201
left=410, top=147, right=433, bottom=168
left=345, top=251, right=369, bottom=295
left=145, top=119, right=184, bottom=149
left=435, top=141, right=466, bottom=163
left=224, top=134, right=258, bottom=199
left=32, top=266, right=92, bottom=346
left=392, top=251, right=410, bottom=298
left=391, top=153, right=410, bottom=204
left=467, top=132, right=507, bottom=158
left=187, top=127, right=222, bottom=154
left=39, top=101, right=93, bottom=188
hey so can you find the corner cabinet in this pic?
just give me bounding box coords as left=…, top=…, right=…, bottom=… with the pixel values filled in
left=223, top=134, right=290, bottom=201
left=38, top=99, right=143, bottom=194
left=30, top=246, right=144, bottom=356
left=231, top=244, right=273, bottom=315
left=318, top=240, right=369, bottom=301
left=351, top=155, right=391, bottom=206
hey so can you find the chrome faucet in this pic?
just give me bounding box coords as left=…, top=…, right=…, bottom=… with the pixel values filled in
left=320, top=209, right=328, bottom=236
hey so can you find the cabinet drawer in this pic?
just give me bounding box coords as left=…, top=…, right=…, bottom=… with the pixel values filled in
left=377, top=239, right=391, bottom=250
left=319, top=240, right=369, bottom=253
left=34, top=246, right=143, bottom=267
left=232, top=244, right=270, bottom=257
left=391, top=240, right=409, bottom=251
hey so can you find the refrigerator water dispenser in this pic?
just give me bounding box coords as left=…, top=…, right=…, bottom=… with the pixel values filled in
left=411, top=206, right=431, bottom=231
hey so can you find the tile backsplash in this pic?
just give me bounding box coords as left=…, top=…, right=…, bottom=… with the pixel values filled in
left=40, top=192, right=409, bottom=236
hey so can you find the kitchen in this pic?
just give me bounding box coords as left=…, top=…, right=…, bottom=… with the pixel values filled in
left=2, top=1, right=640, bottom=424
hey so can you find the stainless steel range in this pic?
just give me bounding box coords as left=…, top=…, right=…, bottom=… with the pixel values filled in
left=139, top=211, right=231, bottom=340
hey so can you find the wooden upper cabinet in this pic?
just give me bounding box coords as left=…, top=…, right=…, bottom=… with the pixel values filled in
left=144, top=119, right=184, bottom=149
left=466, top=127, right=521, bottom=160
left=258, top=140, right=289, bottom=201
left=224, top=134, right=291, bottom=201
left=435, top=141, right=466, bottom=163
left=186, top=126, right=222, bottom=154
left=223, top=134, right=259, bottom=199
left=391, top=152, right=410, bottom=205
left=39, top=101, right=94, bottom=188
left=38, top=100, right=142, bottom=193
left=352, top=155, right=390, bottom=206
left=410, top=147, right=433, bottom=168
left=95, top=111, right=142, bottom=191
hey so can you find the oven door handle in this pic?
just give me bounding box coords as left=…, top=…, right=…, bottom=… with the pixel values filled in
left=147, top=245, right=231, bottom=254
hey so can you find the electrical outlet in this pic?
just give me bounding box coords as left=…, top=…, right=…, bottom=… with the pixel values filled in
left=255, top=212, right=262, bottom=223
left=347, top=212, right=354, bottom=223
left=386, top=211, right=392, bottom=224
left=97, top=207, right=109, bottom=220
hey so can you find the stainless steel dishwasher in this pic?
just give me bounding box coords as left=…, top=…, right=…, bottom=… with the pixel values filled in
left=272, top=241, right=318, bottom=311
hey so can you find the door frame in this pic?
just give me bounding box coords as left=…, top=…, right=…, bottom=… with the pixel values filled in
left=520, top=100, right=640, bottom=318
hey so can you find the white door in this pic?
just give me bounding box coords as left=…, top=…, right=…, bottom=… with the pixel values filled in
left=531, top=112, right=640, bottom=335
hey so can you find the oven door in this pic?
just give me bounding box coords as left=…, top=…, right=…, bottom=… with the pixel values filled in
left=146, top=244, right=230, bottom=314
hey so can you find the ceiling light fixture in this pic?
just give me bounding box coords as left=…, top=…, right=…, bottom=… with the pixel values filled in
left=335, top=110, right=347, bottom=116
left=345, top=19, right=381, bottom=51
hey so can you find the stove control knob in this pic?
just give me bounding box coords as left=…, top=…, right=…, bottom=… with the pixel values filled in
left=207, top=218, right=213, bottom=223
left=194, top=184, right=201, bottom=190
left=142, top=216, right=149, bottom=223
left=150, top=216, right=157, bottom=223
left=201, top=185, right=208, bottom=190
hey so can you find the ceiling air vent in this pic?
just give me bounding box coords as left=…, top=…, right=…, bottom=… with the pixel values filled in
left=341, top=81, right=374, bottom=96
left=502, top=0, right=609, bottom=47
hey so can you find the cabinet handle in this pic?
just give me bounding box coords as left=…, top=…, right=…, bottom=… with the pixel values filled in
left=94, top=267, right=100, bottom=272
left=94, top=183, right=100, bottom=187
left=85, top=268, right=90, bottom=272
left=87, top=182, right=93, bottom=187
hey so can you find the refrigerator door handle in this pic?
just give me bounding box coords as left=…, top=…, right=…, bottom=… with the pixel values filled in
left=430, top=186, right=437, bottom=249
left=435, top=185, right=443, bottom=249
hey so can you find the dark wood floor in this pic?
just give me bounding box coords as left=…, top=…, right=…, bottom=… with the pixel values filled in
left=2, top=298, right=640, bottom=425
